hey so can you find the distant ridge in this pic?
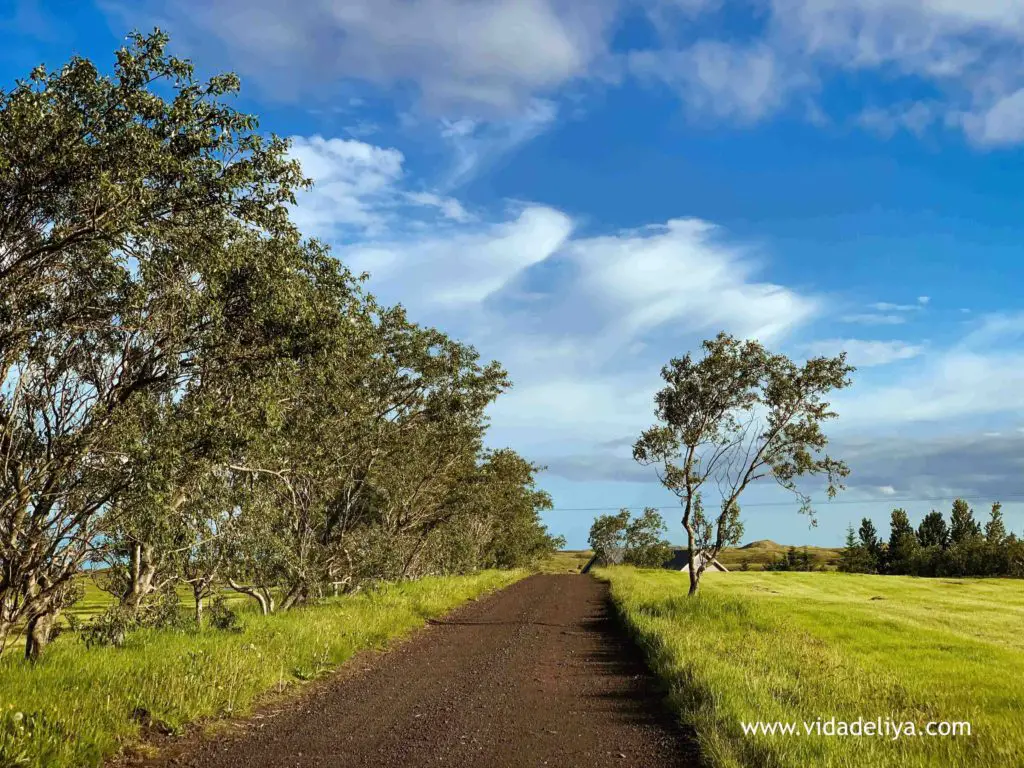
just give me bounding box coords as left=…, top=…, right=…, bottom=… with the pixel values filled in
left=740, top=539, right=778, bottom=549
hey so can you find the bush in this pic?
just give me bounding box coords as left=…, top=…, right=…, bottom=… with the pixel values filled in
left=208, top=596, right=242, bottom=632
left=80, top=605, right=135, bottom=648
left=80, top=586, right=185, bottom=648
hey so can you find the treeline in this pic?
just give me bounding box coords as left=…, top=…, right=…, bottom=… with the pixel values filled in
left=840, top=500, right=1024, bottom=577
left=0, top=33, right=561, bottom=659
left=761, top=547, right=822, bottom=572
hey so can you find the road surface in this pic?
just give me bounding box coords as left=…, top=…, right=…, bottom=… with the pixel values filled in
left=139, top=574, right=699, bottom=768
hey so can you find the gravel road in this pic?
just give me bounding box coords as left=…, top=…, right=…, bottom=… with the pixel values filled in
left=140, top=574, right=699, bottom=768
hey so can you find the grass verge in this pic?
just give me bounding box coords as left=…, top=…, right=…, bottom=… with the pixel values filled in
left=0, top=569, right=524, bottom=768
left=598, top=566, right=1024, bottom=768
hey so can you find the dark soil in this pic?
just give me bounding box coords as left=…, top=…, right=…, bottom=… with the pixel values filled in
left=132, top=574, right=700, bottom=768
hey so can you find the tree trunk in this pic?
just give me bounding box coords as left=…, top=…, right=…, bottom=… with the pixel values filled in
left=683, top=497, right=700, bottom=597
left=256, top=590, right=274, bottom=616
left=228, top=579, right=274, bottom=615
left=124, top=542, right=160, bottom=610
left=0, top=619, right=13, bottom=657
left=25, top=611, right=54, bottom=662
left=191, top=580, right=208, bottom=625
left=280, top=584, right=305, bottom=611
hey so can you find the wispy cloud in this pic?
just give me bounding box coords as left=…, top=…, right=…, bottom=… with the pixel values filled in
left=841, top=313, right=908, bottom=325
left=870, top=299, right=926, bottom=312
left=628, top=42, right=803, bottom=123
left=802, top=339, right=926, bottom=367
left=626, top=0, right=1024, bottom=146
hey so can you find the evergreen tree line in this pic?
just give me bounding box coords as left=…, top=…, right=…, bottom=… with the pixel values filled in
left=0, top=33, right=562, bottom=659
left=840, top=500, right=1024, bottom=577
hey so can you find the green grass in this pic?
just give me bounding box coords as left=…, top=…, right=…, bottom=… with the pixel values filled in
left=0, top=569, right=524, bottom=768
left=598, top=567, right=1024, bottom=768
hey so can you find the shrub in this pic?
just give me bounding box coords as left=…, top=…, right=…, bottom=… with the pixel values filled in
left=208, top=596, right=242, bottom=632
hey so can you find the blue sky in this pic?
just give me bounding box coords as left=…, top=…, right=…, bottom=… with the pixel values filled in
left=6, top=0, right=1024, bottom=549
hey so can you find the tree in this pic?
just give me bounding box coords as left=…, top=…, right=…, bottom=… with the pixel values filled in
left=623, top=508, right=673, bottom=568
left=949, top=499, right=982, bottom=546
left=838, top=525, right=872, bottom=573
left=633, top=333, right=853, bottom=595
left=588, top=510, right=630, bottom=565
left=886, top=508, right=918, bottom=574
left=917, top=510, right=950, bottom=549
left=857, top=518, right=882, bottom=573
left=985, top=502, right=1007, bottom=547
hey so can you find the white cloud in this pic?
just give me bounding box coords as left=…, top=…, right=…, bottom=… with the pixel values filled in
left=287, top=134, right=486, bottom=238
left=803, top=339, right=926, bottom=367
left=629, top=42, right=800, bottom=123
left=870, top=301, right=924, bottom=312
left=769, top=0, right=1024, bottom=145
left=104, top=0, right=1024, bottom=146
left=278, top=132, right=1024, bottom=530
left=439, top=99, right=559, bottom=186
left=566, top=219, right=818, bottom=344
left=858, top=102, right=938, bottom=138
left=287, top=136, right=405, bottom=237
left=625, top=0, right=1024, bottom=145
left=341, top=206, right=574, bottom=309
left=835, top=349, right=1024, bottom=426
left=346, top=219, right=817, bottom=453
left=960, top=89, right=1024, bottom=146
left=105, top=0, right=618, bottom=116
left=841, top=313, right=908, bottom=325
left=404, top=192, right=471, bottom=222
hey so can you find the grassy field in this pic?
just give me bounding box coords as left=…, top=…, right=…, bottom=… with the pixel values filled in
left=599, top=567, right=1024, bottom=768
left=539, top=550, right=593, bottom=573
left=0, top=570, right=524, bottom=768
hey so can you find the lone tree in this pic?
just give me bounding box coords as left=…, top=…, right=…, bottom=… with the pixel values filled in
left=633, top=332, right=854, bottom=595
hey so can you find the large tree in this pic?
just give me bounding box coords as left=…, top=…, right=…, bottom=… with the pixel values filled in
left=949, top=498, right=982, bottom=546
left=917, top=510, right=950, bottom=549
left=887, top=508, right=918, bottom=574
left=633, top=332, right=853, bottom=595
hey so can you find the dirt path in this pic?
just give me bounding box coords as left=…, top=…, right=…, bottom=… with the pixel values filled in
left=141, top=574, right=699, bottom=768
